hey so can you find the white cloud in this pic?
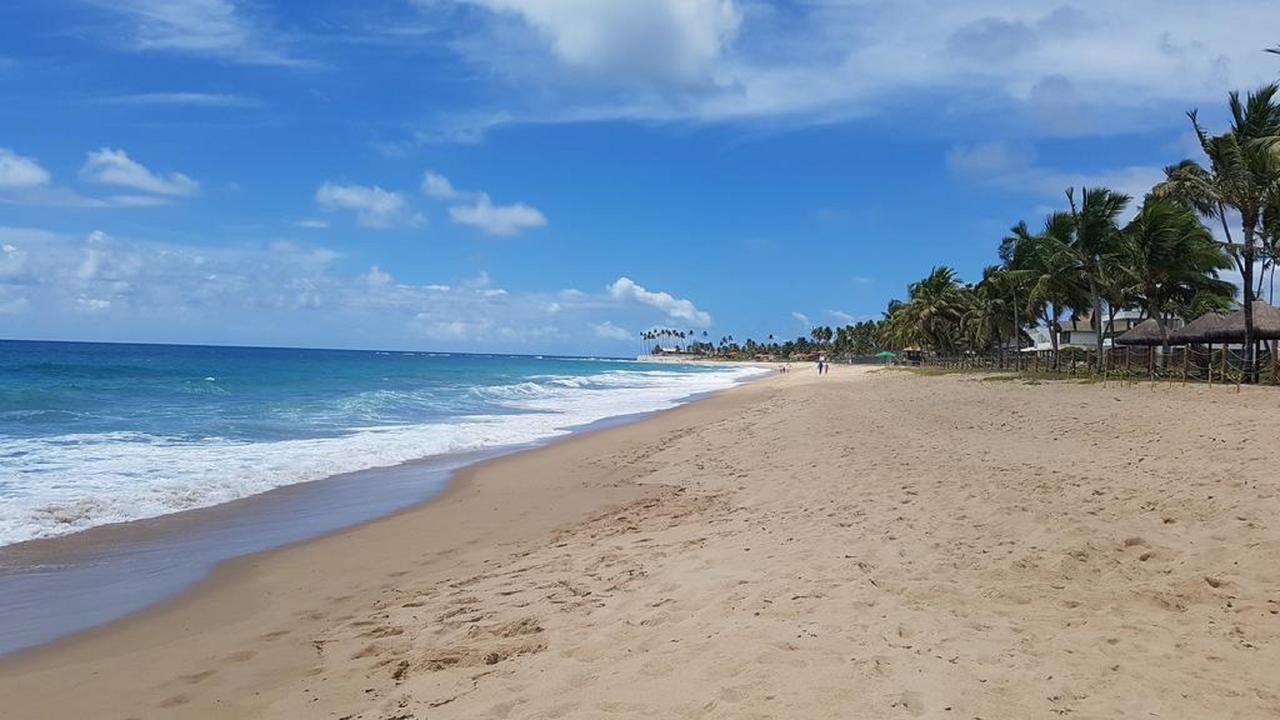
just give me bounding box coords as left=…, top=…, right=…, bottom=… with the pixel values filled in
left=422, top=171, right=462, bottom=199
left=591, top=320, right=633, bottom=342
left=315, top=182, right=414, bottom=228
left=826, top=309, right=856, bottom=324
left=0, top=227, right=729, bottom=352
left=423, top=171, right=548, bottom=236
left=947, top=140, right=1163, bottom=204
left=0, top=154, right=168, bottom=209
left=80, top=148, right=200, bottom=197
left=608, top=276, right=711, bottom=327
left=449, top=194, right=547, bottom=236
left=292, top=218, right=329, bottom=229
left=97, top=92, right=263, bottom=108
left=91, top=0, right=305, bottom=66
left=413, top=1, right=1280, bottom=138
left=791, top=311, right=811, bottom=328
left=0, top=149, right=51, bottom=189
left=454, top=0, right=741, bottom=88
left=0, top=227, right=617, bottom=349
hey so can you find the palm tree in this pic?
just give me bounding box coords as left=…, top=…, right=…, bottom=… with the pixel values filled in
left=1067, top=187, right=1130, bottom=363
left=1153, top=84, right=1280, bottom=379
left=1001, top=215, right=1088, bottom=362
left=882, top=267, right=967, bottom=354
left=1116, top=196, right=1235, bottom=350
left=961, top=266, right=1013, bottom=353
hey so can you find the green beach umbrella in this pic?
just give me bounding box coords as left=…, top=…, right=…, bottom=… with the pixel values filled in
left=875, top=350, right=897, bottom=358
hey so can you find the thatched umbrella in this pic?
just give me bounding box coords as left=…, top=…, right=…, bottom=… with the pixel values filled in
left=1169, top=312, right=1228, bottom=384
left=1201, top=300, right=1280, bottom=342
left=1199, top=301, right=1280, bottom=383
left=1168, top=312, right=1227, bottom=344
left=1113, top=318, right=1166, bottom=346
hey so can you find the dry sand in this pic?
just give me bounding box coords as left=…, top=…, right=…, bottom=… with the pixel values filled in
left=2, top=366, right=1279, bottom=718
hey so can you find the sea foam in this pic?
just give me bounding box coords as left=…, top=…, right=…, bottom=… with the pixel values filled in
left=0, top=364, right=764, bottom=546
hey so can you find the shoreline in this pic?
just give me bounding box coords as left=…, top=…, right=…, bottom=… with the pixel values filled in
left=0, top=364, right=795, bottom=718
left=0, top=366, right=773, bottom=656
left=5, top=365, right=1277, bottom=718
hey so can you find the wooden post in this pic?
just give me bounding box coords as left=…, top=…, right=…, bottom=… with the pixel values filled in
left=1181, top=347, right=1188, bottom=387
left=1220, top=346, right=1229, bottom=389
left=1270, top=340, right=1277, bottom=385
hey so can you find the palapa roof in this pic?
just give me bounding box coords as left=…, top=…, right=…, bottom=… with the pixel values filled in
left=1168, top=312, right=1227, bottom=344
left=1113, top=318, right=1167, bottom=346
left=1202, top=301, right=1280, bottom=342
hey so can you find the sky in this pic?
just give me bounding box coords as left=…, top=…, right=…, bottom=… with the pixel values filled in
left=1, top=0, right=1279, bottom=354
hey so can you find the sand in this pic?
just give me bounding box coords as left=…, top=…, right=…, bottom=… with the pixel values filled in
left=2, top=365, right=1279, bottom=718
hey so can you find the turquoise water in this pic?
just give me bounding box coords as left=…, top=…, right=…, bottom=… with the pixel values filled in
left=0, top=340, right=761, bottom=546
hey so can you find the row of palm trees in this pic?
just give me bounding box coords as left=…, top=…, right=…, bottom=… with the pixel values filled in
left=882, top=82, right=1280, bottom=369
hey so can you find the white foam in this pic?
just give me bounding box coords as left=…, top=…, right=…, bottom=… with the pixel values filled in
left=0, top=365, right=766, bottom=546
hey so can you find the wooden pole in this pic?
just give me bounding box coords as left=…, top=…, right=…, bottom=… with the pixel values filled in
left=1270, top=339, right=1277, bottom=385
left=1181, top=347, right=1188, bottom=387
left=1208, top=344, right=1214, bottom=387
left=1234, top=346, right=1242, bottom=394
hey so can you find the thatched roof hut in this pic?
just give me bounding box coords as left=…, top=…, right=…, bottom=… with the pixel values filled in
left=1113, top=318, right=1167, bottom=346
left=1168, top=312, right=1227, bottom=345
left=1201, top=301, right=1280, bottom=342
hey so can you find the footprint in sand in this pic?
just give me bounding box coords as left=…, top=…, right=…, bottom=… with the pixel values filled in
left=178, top=669, right=217, bottom=685
left=890, top=690, right=926, bottom=717
left=157, top=693, right=191, bottom=708
left=225, top=649, right=257, bottom=662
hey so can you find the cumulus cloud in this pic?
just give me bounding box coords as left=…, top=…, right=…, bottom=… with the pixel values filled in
left=424, top=171, right=548, bottom=236
left=409, top=1, right=1280, bottom=138
left=422, top=171, right=462, bottom=200
left=0, top=148, right=51, bottom=189
left=0, top=226, right=647, bottom=350
left=590, top=321, right=633, bottom=342
left=449, top=195, right=547, bottom=236
left=453, top=0, right=741, bottom=88
left=608, top=276, right=711, bottom=327
left=80, top=148, right=200, bottom=197
left=315, top=182, right=414, bottom=228
left=0, top=150, right=171, bottom=209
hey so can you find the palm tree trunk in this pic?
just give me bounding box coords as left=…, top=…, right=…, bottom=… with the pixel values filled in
left=1090, top=281, right=1104, bottom=371
left=1243, top=227, right=1257, bottom=383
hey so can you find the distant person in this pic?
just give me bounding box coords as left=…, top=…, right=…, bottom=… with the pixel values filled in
left=817, top=357, right=824, bottom=375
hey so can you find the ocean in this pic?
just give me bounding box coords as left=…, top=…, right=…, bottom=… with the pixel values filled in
left=0, top=340, right=763, bottom=548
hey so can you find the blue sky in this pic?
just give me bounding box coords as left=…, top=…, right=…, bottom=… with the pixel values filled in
left=1, top=1, right=1278, bottom=354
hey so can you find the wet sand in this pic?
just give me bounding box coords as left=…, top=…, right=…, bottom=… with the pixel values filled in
left=1, top=366, right=1278, bottom=718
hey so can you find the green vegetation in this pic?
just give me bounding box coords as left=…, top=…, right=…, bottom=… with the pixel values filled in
left=643, top=82, right=1280, bottom=368
left=879, top=84, right=1280, bottom=364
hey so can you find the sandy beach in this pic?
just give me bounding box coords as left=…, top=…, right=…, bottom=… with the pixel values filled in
left=2, top=365, right=1278, bottom=718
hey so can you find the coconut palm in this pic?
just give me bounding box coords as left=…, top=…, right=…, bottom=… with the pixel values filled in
left=881, top=267, right=967, bottom=353
left=1153, top=84, right=1280, bottom=379
left=1000, top=215, right=1088, bottom=361
left=1116, top=197, right=1235, bottom=350
left=1067, top=187, right=1130, bottom=363
left=961, top=266, right=1015, bottom=353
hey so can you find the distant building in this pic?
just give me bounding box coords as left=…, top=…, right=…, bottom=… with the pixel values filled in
left=1055, top=310, right=1182, bottom=349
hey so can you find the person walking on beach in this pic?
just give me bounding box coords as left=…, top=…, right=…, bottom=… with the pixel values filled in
left=817, top=356, right=825, bottom=375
